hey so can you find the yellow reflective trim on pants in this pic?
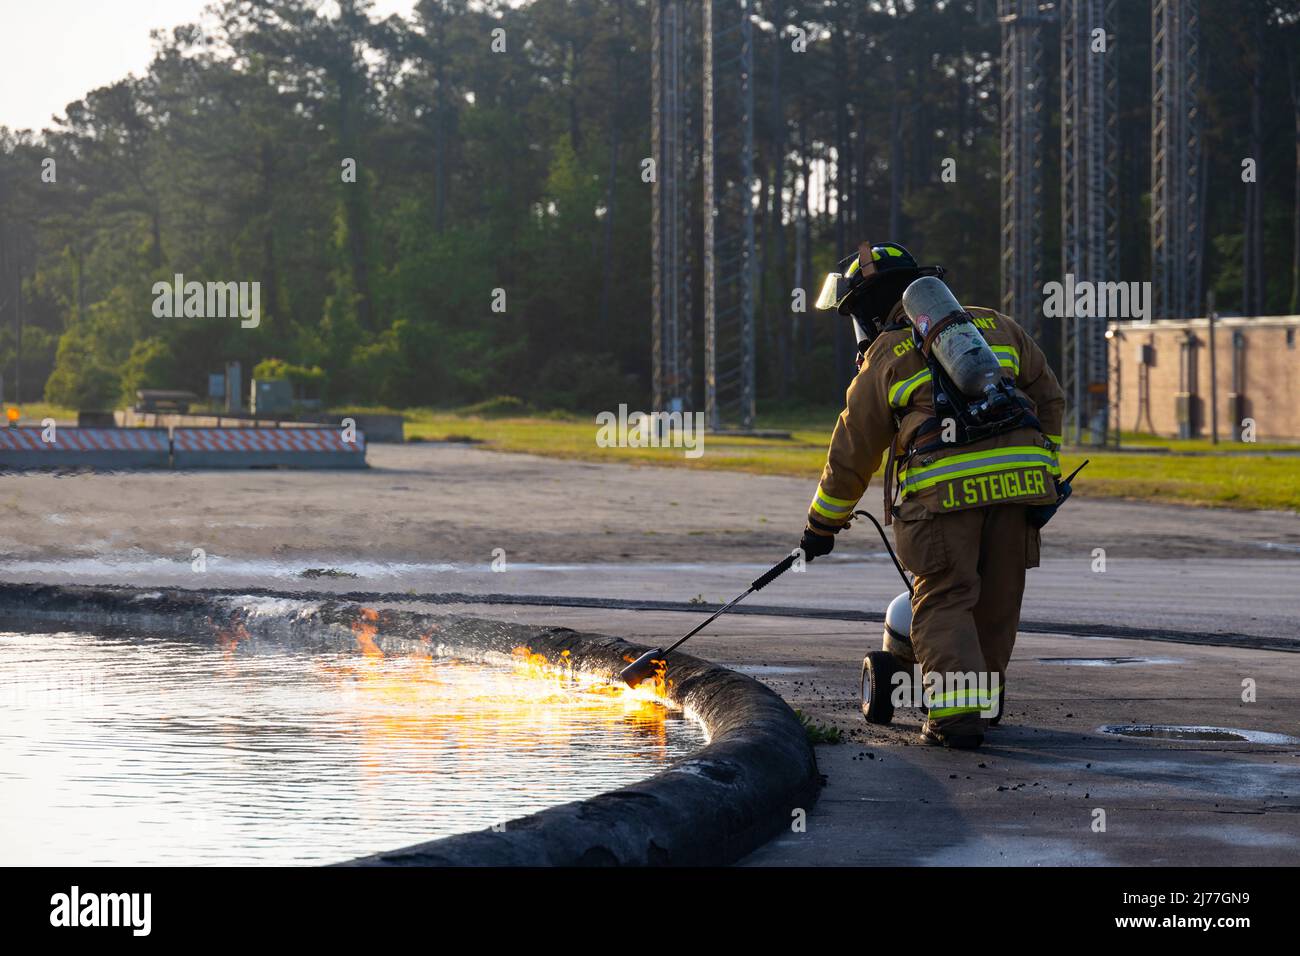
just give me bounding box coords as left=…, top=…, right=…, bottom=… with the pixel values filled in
left=930, top=689, right=1000, bottom=719
left=930, top=705, right=985, bottom=719
left=929, top=687, right=1001, bottom=707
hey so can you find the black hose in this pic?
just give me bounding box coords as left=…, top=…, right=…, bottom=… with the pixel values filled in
left=853, top=509, right=914, bottom=598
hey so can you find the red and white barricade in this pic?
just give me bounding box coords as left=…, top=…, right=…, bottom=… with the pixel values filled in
left=171, top=426, right=366, bottom=468
left=0, top=427, right=170, bottom=469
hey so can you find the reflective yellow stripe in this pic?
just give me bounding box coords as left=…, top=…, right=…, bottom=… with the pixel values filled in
left=900, top=457, right=1055, bottom=494
left=930, top=704, right=985, bottom=719
left=929, top=682, right=1000, bottom=718
left=889, top=368, right=932, bottom=407
left=990, top=344, right=1020, bottom=374
left=814, top=488, right=857, bottom=507
left=810, top=500, right=851, bottom=520
left=901, top=444, right=1050, bottom=474
left=898, top=446, right=1056, bottom=493
left=929, top=684, right=1001, bottom=706
left=810, top=486, right=858, bottom=519
left=889, top=347, right=1016, bottom=409
left=1043, top=435, right=1063, bottom=477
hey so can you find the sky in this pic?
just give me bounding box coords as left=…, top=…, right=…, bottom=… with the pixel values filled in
left=0, top=0, right=418, bottom=133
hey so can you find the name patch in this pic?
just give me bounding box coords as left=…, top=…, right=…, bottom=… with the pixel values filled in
left=936, top=467, right=1049, bottom=511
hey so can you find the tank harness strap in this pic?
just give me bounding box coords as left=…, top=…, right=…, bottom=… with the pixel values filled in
left=907, top=406, right=1045, bottom=460
left=918, top=311, right=966, bottom=355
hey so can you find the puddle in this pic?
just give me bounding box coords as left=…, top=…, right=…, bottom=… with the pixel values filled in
left=1098, top=724, right=1299, bottom=744
left=1255, top=541, right=1300, bottom=554
left=729, top=664, right=816, bottom=676
left=1037, top=656, right=1182, bottom=667
left=0, top=629, right=706, bottom=865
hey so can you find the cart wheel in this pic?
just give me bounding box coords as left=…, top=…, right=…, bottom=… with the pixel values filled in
left=861, top=651, right=897, bottom=725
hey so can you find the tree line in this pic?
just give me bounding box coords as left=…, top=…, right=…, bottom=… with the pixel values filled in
left=0, top=0, right=1297, bottom=414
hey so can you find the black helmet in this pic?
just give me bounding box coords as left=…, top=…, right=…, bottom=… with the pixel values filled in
left=816, top=241, right=944, bottom=348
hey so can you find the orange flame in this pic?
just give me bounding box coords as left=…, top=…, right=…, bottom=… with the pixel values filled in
left=215, top=622, right=250, bottom=653
left=352, top=608, right=384, bottom=657
left=619, top=651, right=669, bottom=698
left=513, top=645, right=671, bottom=705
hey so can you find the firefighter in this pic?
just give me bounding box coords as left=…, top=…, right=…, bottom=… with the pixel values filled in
left=799, top=241, right=1066, bottom=750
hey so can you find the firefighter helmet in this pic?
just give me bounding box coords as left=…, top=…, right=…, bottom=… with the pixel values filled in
left=815, top=241, right=944, bottom=348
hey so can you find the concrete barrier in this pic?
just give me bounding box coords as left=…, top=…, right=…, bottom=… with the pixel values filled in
left=171, top=426, right=366, bottom=468
left=115, top=409, right=314, bottom=429
left=0, top=427, right=170, bottom=469
left=299, top=413, right=405, bottom=443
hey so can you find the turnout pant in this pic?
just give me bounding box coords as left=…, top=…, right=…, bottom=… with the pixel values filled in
left=891, top=500, right=1039, bottom=726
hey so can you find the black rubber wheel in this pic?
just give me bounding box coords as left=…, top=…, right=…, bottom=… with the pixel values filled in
left=860, top=651, right=897, bottom=725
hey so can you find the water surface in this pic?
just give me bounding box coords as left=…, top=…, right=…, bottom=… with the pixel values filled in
left=0, top=630, right=705, bottom=865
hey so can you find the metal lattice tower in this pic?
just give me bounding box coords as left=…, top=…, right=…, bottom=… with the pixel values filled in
left=651, top=0, right=694, bottom=412
left=1151, top=0, right=1202, bottom=320
left=998, top=0, right=1051, bottom=341
left=1060, top=0, right=1118, bottom=443
left=703, top=0, right=756, bottom=430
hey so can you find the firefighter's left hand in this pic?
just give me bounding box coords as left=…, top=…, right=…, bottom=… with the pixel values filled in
left=799, top=527, right=835, bottom=562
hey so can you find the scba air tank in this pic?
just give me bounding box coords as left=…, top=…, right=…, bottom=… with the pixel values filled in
left=901, top=276, right=1004, bottom=399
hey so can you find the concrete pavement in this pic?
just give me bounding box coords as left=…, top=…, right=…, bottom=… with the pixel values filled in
left=4, top=441, right=1298, bottom=864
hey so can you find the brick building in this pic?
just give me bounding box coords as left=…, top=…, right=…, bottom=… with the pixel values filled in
left=1106, top=316, right=1300, bottom=442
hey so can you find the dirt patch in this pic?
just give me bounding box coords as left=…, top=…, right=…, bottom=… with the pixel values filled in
left=3, top=444, right=1297, bottom=566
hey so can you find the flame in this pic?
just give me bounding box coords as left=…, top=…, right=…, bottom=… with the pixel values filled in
left=642, top=657, right=668, bottom=698
left=308, top=635, right=685, bottom=786
left=352, top=608, right=384, bottom=657
left=620, top=651, right=669, bottom=698
left=511, top=645, right=671, bottom=711
left=215, top=622, right=250, bottom=654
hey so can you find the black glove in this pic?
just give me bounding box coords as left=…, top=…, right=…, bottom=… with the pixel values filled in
left=1027, top=477, right=1071, bottom=530
left=799, top=527, right=835, bottom=562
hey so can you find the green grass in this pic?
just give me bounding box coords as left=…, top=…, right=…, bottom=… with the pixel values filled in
left=398, top=408, right=1300, bottom=513
left=5, top=401, right=78, bottom=423
left=1108, top=430, right=1298, bottom=454
left=796, top=710, right=845, bottom=745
